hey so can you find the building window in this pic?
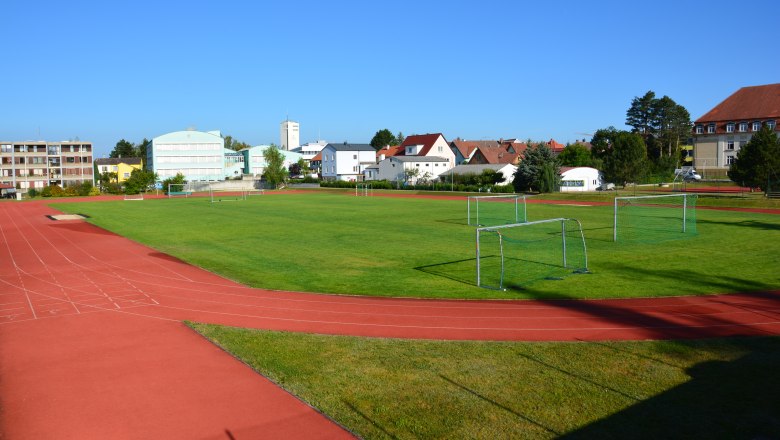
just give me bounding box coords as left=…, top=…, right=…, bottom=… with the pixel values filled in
left=739, top=122, right=748, bottom=132
left=727, top=156, right=735, bottom=165
left=123, top=172, right=130, bottom=178
left=726, top=141, right=734, bottom=150
left=695, top=125, right=703, bottom=134
left=707, top=124, right=715, bottom=134
left=726, top=123, right=735, bottom=133
left=353, top=155, right=357, bottom=159
left=768, top=120, right=777, bottom=130
left=752, top=121, right=761, bottom=131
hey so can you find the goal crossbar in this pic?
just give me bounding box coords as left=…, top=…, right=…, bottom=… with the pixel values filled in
left=355, top=183, right=373, bottom=196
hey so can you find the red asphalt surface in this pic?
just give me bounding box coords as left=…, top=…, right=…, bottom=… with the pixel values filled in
left=1, top=195, right=779, bottom=439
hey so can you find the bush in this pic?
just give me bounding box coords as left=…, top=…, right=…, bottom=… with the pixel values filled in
left=27, top=188, right=38, bottom=198
left=41, top=184, right=65, bottom=197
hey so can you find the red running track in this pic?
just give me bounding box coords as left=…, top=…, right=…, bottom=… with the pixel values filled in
left=1, top=198, right=779, bottom=439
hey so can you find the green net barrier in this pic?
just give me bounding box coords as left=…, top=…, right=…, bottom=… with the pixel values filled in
left=614, top=194, right=697, bottom=243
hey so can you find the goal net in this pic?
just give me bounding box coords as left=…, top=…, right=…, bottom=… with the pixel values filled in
left=476, top=218, right=588, bottom=290
left=167, top=184, right=191, bottom=198
left=468, top=194, right=527, bottom=227
left=124, top=193, right=144, bottom=201
left=210, top=185, right=249, bottom=202
left=613, top=194, right=697, bottom=242
left=355, top=183, right=373, bottom=196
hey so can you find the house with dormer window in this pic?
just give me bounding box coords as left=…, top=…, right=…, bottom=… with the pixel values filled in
left=692, top=83, right=780, bottom=173
left=374, top=133, right=454, bottom=182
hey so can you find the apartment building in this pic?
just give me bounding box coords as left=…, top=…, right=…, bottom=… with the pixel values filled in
left=0, top=141, right=94, bottom=193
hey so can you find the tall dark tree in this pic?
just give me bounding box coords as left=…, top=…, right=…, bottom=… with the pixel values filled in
left=123, top=169, right=158, bottom=194
left=512, top=143, right=560, bottom=193
left=727, top=126, right=780, bottom=189
left=652, top=96, right=693, bottom=157
left=590, top=126, right=620, bottom=160
left=626, top=91, right=656, bottom=139
left=110, top=139, right=136, bottom=158
left=137, top=138, right=151, bottom=162
left=370, top=129, right=397, bottom=150
left=626, top=91, right=692, bottom=159
left=602, top=131, right=647, bottom=186
left=396, top=132, right=405, bottom=145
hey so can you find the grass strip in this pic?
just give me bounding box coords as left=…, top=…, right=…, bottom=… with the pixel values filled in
left=188, top=323, right=780, bottom=439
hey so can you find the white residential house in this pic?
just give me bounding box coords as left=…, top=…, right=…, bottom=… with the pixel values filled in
left=400, top=133, right=455, bottom=166
left=321, top=143, right=376, bottom=181
left=378, top=156, right=450, bottom=184
left=559, top=167, right=603, bottom=192
left=363, top=164, right=379, bottom=181
left=373, top=133, right=455, bottom=183
left=292, top=140, right=328, bottom=162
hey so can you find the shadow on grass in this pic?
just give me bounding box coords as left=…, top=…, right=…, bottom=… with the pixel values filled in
left=561, top=338, right=780, bottom=439
left=343, top=400, right=399, bottom=440
left=434, top=218, right=470, bottom=226
left=439, top=374, right=561, bottom=436
left=698, top=218, right=780, bottom=231
left=507, top=274, right=780, bottom=438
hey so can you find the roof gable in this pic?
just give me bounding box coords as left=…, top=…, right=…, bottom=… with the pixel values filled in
left=400, top=133, right=446, bottom=156
left=325, top=143, right=375, bottom=152
left=95, top=157, right=143, bottom=166
left=695, top=83, right=780, bottom=123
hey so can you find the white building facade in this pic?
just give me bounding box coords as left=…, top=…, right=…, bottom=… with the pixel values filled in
left=377, top=156, right=450, bottom=184
left=280, top=120, right=300, bottom=151
left=560, top=167, right=603, bottom=192
left=148, top=130, right=225, bottom=181
left=321, top=143, right=375, bottom=181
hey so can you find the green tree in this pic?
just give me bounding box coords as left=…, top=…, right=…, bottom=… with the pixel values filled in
left=512, top=143, right=559, bottom=192
left=262, top=145, right=288, bottom=188
left=602, top=131, right=647, bottom=186
left=538, top=162, right=558, bottom=193
left=137, top=138, right=151, bottom=162
left=370, top=129, right=397, bottom=150
left=396, top=132, right=405, bottom=145
left=478, top=169, right=504, bottom=186
left=110, top=139, right=136, bottom=158
left=626, top=91, right=656, bottom=139
left=123, top=169, right=158, bottom=194
left=161, top=173, right=186, bottom=195
left=558, top=143, right=593, bottom=167
left=626, top=91, right=692, bottom=159
left=224, top=135, right=252, bottom=152
left=652, top=96, right=693, bottom=157
left=727, top=126, right=780, bottom=189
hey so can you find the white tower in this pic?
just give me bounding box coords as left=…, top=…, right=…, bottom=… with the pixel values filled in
left=280, top=120, right=300, bottom=151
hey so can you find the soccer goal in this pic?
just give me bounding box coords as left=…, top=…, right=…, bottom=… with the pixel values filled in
left=613, top=194, right=697, bottom=242
left=209, top=185, right=250, bottom=203
left=476, top=218, right=588, bottom=290
left=467, top=194, right=527, bottom=227
left=167, top=184, right=191, bottom=198
left=356, top=183, right=372, bottom=196
left=124, top=193, right=144, bottom=201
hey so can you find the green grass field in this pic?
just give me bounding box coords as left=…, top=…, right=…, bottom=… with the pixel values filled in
left=53, top=191, right=780, bottom=299
left=190, top=324, right=780, bottom=439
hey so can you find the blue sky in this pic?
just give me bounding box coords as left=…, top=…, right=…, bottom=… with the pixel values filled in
left=3, top=0, right=778, bottom=158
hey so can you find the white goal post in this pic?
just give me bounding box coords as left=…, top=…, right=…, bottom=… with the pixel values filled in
left=124, top=193, right=144, bottom=201
left=208, top=185, right=264, bottom=202
left=613, top=193, right=697, bottom=242
left=476, top=218, right=588, bottom=290
left=467, top=194, right=527, bottom=226
left=355, top=183, right=373, bottom=196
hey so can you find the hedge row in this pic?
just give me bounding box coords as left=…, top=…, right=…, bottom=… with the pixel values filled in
left=319, top=180, right=514, bottom=193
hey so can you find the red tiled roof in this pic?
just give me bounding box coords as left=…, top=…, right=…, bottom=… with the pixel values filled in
left=696, top=83, right=780, bottom=123
left=400, top=133, right=446, bottom=156
left=471, top=146, right=520, bottom=165
left=0, top=183, right=14, bottom=189
left=311, top=152, right=322, bottom=161
left=376, top=145, right=403, bottom=159
left=546, top=139, right=566, bottom=152
left=500, top=141, right=528, bottom=155
left=450, top=140, right=499, bottom=159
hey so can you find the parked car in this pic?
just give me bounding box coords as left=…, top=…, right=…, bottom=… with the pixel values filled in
left=682, top=169, right=702, bottom=182
left=598, top=183, right=615, bottom=191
